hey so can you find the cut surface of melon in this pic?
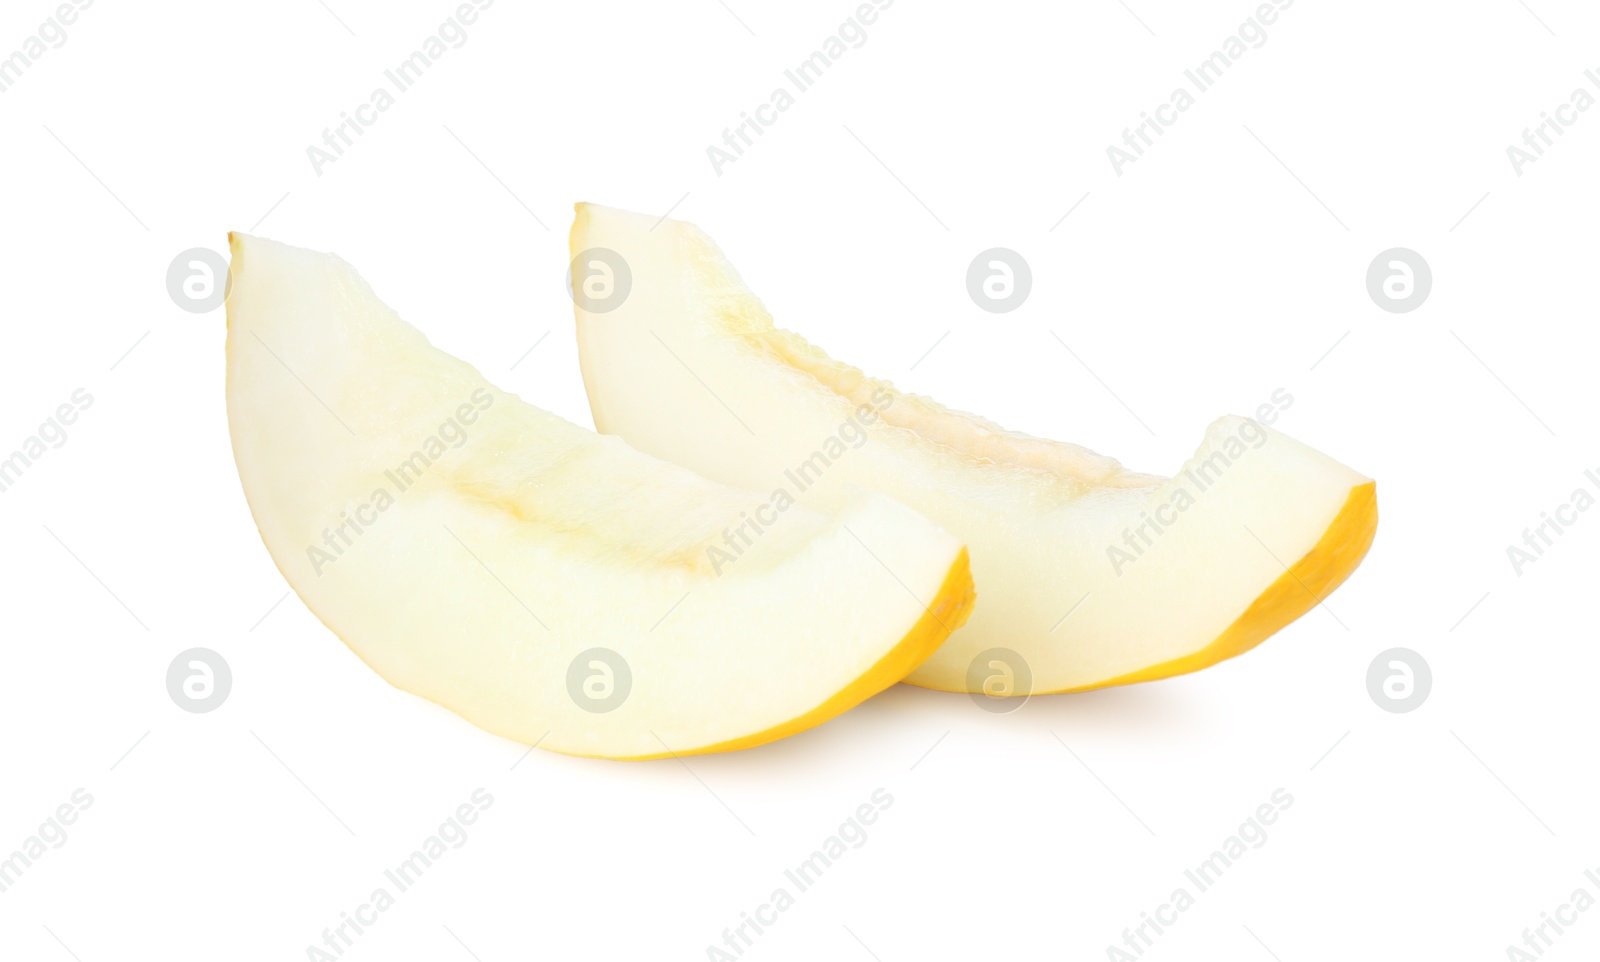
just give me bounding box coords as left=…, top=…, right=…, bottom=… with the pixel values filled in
left=225, top=234, right=973, bottom=759
left=570, top=204, right=1377, bottom=694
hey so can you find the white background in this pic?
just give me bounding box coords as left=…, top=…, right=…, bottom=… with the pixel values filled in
left=2, top=0, right=1597, bottom=959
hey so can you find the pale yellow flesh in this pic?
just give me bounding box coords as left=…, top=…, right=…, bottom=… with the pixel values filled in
left=973, top=482, right=1375, bottom=693
left=224, top=233, right=972, bottom=759
left=570, top=204, right=1378, bottom=694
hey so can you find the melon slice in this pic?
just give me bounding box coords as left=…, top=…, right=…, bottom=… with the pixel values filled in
left=224, top=233, right=973, bottom=759
left=569, top=204, right=1377, bottom=694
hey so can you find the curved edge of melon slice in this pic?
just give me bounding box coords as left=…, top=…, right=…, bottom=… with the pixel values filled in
left=1074, top=480, right=1377, bottom=691
left=317, top=545, right=976, bottom=762
left=240, top=509, right=975, bottom=763
left=608, top=548, right=976, bottom=760
left=904, top=482, right=1378, bottom=696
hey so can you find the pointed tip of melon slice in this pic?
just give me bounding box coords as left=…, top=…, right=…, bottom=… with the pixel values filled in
left=569, top=203, right=590, bottom=254
left=1055, top=481, right=1378, bottom=693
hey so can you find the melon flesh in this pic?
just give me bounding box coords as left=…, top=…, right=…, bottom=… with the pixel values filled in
left=225, top=233, right=973, bottom=759
left=569, top=204, right=1377, bottom=694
